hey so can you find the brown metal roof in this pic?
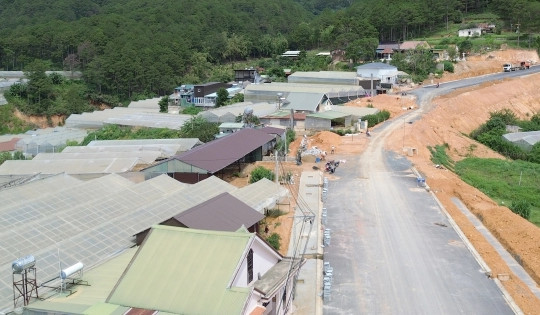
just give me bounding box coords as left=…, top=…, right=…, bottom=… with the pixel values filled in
left=125, top=308, right=158, bottom=315
left=259, top=126, right=286, bottom=136
left=0, top=137, right=20, bottom=152
left=173, top=192, right=264, bottom=231
left=176, top=128, right=274, bottom=173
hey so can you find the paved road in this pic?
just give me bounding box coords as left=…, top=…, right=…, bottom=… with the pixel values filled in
left=319, top=67, right=540, bottom=314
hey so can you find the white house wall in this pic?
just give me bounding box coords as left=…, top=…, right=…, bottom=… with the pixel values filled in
left=233, top=238, right=282, bottom=287
left=356, top=68, right=398, bottom=84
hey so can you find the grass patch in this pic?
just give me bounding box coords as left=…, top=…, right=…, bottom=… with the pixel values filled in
left=428, top=144, right=455, bottom=171
left=266, top=208, right=286, bottom=218
left=455, top=158, right=540, bottom=226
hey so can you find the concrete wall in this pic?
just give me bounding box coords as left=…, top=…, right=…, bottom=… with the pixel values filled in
left=305, top=117, right=331, bottom=130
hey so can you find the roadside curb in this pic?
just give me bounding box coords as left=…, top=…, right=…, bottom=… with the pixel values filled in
left=410, top=166, right=523, bottom=315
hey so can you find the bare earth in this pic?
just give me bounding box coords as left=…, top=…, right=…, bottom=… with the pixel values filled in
left=232, top=49, right=540, bottom=313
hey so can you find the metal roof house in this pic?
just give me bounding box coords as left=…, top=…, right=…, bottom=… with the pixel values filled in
left=22, top=225, right=302, bottom=315
left=109, top=226, right=301, bottom=315
left=355, top=62, right=399, bottom=86
left=287, top=71, right=359, bottom=86
left=141, top=128, right=276, bottom=183
left=134, top=192, right=265, bottom=245
left=244, top=82, right=366, bottom=112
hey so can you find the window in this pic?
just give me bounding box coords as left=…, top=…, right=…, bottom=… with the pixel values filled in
left=247, top=249, right=254, bottom=283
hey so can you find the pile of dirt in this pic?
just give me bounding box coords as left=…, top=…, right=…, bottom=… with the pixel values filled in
left=309, top=131, right=342, bottom=152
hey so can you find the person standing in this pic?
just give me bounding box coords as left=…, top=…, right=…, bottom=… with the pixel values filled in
left=331, top=145, right=335, bottom=154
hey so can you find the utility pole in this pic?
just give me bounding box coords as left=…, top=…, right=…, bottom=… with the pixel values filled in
left=515, top=23, right=520, bottom=47
left=274, top=149, right=279, bottom=184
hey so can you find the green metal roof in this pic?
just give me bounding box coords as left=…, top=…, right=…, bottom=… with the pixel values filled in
left=24, top=247, right=137, bottom=314
left=306, top=110, right=350, bottom=119
left=107, top=225, right=254, bottom=314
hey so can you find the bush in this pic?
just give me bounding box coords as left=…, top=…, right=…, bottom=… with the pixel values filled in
left=363, top=110, right=391, bottom=128
left=182, top=106, right=203, bottom=115
left=510, top=200, right=531, bottom=220
left=266, top=208, right=286, bottom=217
left=442, top=61, right=454, bottom=73
left=249, top=166, right=275, bottom=183
left=266, top=233, right=281, bottom=250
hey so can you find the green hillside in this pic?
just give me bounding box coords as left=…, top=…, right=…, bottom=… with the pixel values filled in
left=1, top=0, right=540, bottom=112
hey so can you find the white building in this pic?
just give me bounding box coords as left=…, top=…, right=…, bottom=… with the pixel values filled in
left=355, top=62, right=399, bottom=85
left=458, top=27, right=482, bottom=37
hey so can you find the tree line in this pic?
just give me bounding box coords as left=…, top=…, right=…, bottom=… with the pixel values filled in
left=1, top=0, right=539, bottom=105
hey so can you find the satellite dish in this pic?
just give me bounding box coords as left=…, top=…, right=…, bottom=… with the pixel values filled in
left=244, top=107, right=253, bottom=115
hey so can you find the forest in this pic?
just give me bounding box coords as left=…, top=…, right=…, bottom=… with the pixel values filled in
left=1, top=0, right=540, bottom=107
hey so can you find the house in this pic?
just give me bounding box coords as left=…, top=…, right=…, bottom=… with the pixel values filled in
left=170, top=82, right=232, bottom=107
left=458, top=27, right=482, bottom=37
left=477, top=23, right=496, bottom=33
left=376, top=43, right=399, bottom=60
left=244, top=82, right=365, bottom=111
left=235, top=68, right=261, bottom=83
left=396, top=40, right=431, bottom=52
left=355, top=63, right=399, bottom=87
left=24, top=226, right=303, bottom=315
left=0, top=137, right=20, bottom=153
left=260, top=111, right=306, bottom=131
left=140, top=128, right=276, bottom=183
left=287, top=71, right=360, bottom=86
left=107, top=225, right=303, bottom=315
left=134, top=192, right=265, bottom=245
left=281, top=50, right=302, bottom=58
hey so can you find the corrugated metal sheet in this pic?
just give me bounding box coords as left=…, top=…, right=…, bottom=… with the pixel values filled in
left=281, top=92, right=324, bottom=112
left=230, top=178, right=289, bottom=213
left=173, top=192, right=264, bottom=231
left=0, top=157, right=142, bottom=175
left=176, top=128, right=274, bottom=173
left=306, top=111, right=350, bottom=119
left=107, top=226, right=253, bottom=314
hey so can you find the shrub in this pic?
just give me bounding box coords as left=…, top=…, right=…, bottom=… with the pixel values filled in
left=442, top=61, right=454, bottom=73
left=363, top=110, right=391, bottom=127
left=249, top=166, right=275, bottom=183
left=510, top=200, right=531, bottom=220
left=266, top=208, right=286, bottom=217
left=266, top=233, right=281, bottom=250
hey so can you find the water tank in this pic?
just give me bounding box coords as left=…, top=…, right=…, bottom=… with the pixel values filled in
left=244, top=107, right=253, bottom=115
left=12, top=255, right=36, bottom=274
left=60, top=262, right=83, bottom=279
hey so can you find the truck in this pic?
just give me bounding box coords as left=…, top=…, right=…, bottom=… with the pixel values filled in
left=519, top=61, right=531, bottom=70
left=503, top=63, right=517, bottom=72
